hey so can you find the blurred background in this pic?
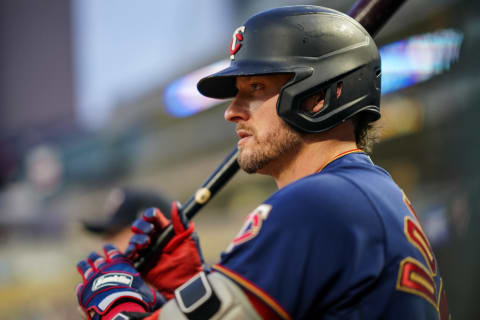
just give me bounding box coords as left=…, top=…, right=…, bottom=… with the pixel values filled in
left=0, top=0, right=478, bottom=318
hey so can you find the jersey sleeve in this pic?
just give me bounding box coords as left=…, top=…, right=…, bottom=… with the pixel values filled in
left=213, top=173, right=386, bottom=319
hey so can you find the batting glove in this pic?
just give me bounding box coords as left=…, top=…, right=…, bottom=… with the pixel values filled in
left=125, top=201, right=205, bottom=299
left=76, top=244, right=166, bottom=320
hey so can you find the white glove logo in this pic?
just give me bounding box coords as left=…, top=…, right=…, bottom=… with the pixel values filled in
left=92, top=273, right=133, bottom=291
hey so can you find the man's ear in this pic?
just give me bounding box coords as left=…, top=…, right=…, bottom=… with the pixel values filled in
left=301, top=91, right=325, bottom=114
left=301, top=82, right=343, bottom=114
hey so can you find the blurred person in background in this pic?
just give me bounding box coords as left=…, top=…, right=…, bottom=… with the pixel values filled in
left=82, top=187, right=171, bottom=252
left=0, top=144, right=66, bottom=240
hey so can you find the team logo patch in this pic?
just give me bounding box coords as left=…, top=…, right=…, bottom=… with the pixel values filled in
left=92, top=273, right=133, bottom=291
left=230, top=26, right=245, bottom=60
left=225, top=204, right=272, bottom=253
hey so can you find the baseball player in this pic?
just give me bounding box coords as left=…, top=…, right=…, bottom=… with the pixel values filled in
left=74, top=6, right=449, bottom=319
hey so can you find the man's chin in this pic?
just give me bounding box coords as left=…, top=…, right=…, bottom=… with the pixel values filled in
left=238, top=149, right=255, bottom=172
left=238, top=150, right=270, bottom=174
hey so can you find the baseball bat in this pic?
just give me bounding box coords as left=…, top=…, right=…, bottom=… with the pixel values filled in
left=348, top=0, right=407, bottom=37
left=133, top=0, right=407, bottom=272
left=134, top=147, right=239, bottom=271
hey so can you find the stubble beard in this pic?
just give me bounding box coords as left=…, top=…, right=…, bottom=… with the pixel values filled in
left=237, top=121, right=302, bottom=174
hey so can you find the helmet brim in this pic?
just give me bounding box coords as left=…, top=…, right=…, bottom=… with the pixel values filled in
left=197, top=62, right=297, bottom=99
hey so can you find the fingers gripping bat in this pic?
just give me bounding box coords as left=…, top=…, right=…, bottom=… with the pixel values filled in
left=133, top=0, right=407, bottom=272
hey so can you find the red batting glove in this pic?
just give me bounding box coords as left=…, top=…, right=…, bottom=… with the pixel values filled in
left=125, top=202, right=204, bottom=300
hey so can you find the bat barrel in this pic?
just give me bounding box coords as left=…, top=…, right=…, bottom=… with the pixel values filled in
left=348, top=0, right=407, bottom=37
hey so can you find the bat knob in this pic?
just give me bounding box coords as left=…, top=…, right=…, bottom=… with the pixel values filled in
left=195, top=188, right=211, bottom=204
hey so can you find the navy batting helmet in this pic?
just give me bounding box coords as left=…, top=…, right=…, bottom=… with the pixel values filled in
left=197, top=5, right=381, bottom=133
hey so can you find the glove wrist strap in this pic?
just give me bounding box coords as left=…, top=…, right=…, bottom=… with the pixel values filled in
left=174, top=271, right=221, bottom=320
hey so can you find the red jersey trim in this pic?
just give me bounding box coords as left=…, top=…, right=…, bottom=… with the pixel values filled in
left=212, top=264, right=292, bottom=320
left=316, top=148, right=364, bottom=173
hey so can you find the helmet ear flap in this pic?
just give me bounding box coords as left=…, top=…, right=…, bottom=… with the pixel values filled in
left=278, top=62, right=381, bottom=133
left=278, top=75, right=341, bottom=133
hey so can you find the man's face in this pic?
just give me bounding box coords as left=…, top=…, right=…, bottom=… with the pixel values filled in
left=224, top=74, right=302, bottom=174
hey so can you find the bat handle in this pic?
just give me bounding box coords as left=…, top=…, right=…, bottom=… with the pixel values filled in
left=133, top=148, right=240, bottom=272
left=183, top=147, right=240, bottom=220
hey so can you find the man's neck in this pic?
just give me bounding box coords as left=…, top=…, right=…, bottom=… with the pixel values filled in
left=265, top=121, right=358, bottom=189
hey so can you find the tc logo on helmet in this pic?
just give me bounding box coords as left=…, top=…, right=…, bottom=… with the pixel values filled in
left=230, top=26, right=245, bottom=60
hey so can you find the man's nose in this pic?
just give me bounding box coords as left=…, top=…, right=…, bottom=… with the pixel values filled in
left=224, top=97, right=249, bottom=123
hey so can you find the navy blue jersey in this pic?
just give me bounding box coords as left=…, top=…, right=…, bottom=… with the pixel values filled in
left=213, top=150, right=448, bottom=320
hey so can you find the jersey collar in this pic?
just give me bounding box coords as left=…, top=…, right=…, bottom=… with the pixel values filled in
left=315, top=148, right=364, bottom=173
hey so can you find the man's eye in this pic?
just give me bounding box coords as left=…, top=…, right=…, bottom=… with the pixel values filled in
left=250, top=83, right=264, bottom=91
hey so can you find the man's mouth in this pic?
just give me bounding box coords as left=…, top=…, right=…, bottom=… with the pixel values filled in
left=236, top=129, right=253, bottom=146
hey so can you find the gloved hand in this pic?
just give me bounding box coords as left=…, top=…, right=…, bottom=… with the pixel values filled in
left=125, top=201, right=205, bottom=300
left=76, top=244, right=166, bottom=320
